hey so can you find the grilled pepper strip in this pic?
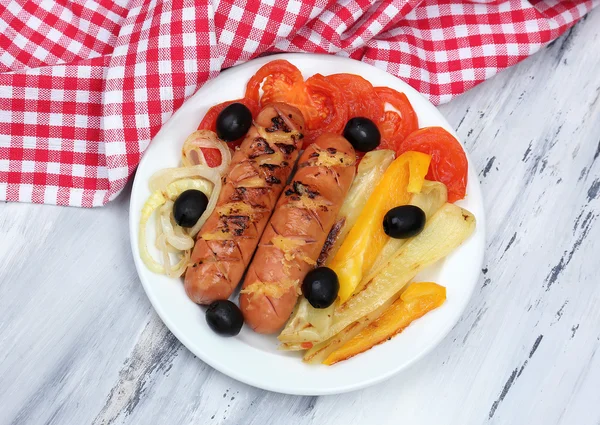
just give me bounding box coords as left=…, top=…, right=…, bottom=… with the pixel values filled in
left=328, top=151, right=431, bottom=302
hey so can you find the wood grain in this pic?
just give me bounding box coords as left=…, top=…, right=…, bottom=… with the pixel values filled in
left=1, top=10, right=599, bottom=425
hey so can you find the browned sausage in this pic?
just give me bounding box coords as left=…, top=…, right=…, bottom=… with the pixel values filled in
left=239, top=133, right=356, bottom=333
left=184, top=103, right=305, bottom=304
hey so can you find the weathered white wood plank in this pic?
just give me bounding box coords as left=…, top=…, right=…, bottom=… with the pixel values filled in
left=1, top=10, right=599, bottom=425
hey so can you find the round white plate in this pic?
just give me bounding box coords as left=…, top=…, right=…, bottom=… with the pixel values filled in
left=129, top=53, right=485, bottom=395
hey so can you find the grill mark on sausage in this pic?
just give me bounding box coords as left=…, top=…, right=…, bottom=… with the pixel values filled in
left=266, top=116, right=291, bottom=133
left=285, top=181, right=320, bottom=199
left=259, top=163, right=280, bottom=171
left=317, top=217, right=346, bottom=266
left=230, top=186, right=269, bottom=208
left=231, top=186, right=246, bottom=200
left=220, top=214, right=251, bottom=236
left=248, top=137, right=275, bottom=158
left=275, top=142, right=297, bottom=156
left=265, top=175, right=281, bottom=185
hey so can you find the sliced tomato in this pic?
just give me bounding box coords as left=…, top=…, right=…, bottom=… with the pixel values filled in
left=260, top=73, right=307, bottom=107
left=201, top=148, right=222, bottom=168
left=327, top=74, right=384, bottom=123
left=375, top=87, right=418, bottom=152
left=397, top=127, right=468, bottom=203
left=245, top=60, right=305, bottom=105
left=198, top=97, right=258, bottom=149
left=302, top=74, right=348, bottom=147
left=378, top=111, right=403, bottom=151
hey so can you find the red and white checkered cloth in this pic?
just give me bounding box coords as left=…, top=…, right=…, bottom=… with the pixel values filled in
left=0, top=0, right=597, bottom=207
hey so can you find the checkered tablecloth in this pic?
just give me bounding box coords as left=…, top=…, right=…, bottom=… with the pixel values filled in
left=0, top=0, right=597, bottom=207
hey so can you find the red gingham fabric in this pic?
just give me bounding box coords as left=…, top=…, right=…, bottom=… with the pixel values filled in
left=0, top=0, right=597, bottom=207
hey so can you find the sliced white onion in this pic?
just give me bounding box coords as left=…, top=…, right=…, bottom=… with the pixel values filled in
left=139, top=191, right=168, bottom=274
left=140, top=130, right=229, bottom=277
left=169, top=250, right=191, bottom=278
left=188, top=174, right=221, bottom=238
left=160, top=201, right=194, bottom=250
left=155, top=234, right=181, bottom=253
left=159, top=233, right=173, bottom=274
left=149, top=165, right=220, bottom=193
left=181, top=130, right=232, bottom=175
left=155, top=233, right=190, bottom=278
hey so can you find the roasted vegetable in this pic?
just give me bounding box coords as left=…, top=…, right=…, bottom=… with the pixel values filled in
left=278, top=202, right=475, bottom=345
left=364, top=180, right=447, bottom=286
left=322, top=282, right=446, bottom=365
left=318, top=149, right=395, bottom=266
left=328, top=151, right=431, bottom=302
left=397, top=127, right=468, bottom=203
left=280, top=181, right=448, bottom=346
left=302, top=295, right=397, bottom=363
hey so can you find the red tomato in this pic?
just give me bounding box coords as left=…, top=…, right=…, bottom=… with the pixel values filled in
left=398, top=127, right=468, bottom=203
left=302, top=74, right=348, bottom=146
left=327, top=74, right=384, bottom=123
left=375, top=87, right=418, bottom=152
left=245, top=60, right=305, bottom=105
left=200, top=148, right=222, bottom=168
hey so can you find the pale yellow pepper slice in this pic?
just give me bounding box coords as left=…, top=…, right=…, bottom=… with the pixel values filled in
left=329, top=151, right=431, bottom=302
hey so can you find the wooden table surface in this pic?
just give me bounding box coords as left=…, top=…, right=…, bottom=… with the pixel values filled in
left=1, top=11, right=599, bottom=425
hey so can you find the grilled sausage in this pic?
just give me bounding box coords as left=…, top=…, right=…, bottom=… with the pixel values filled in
left=184, top=103, right=305, bottom=304
left=239, top=133, right=356, bottom=333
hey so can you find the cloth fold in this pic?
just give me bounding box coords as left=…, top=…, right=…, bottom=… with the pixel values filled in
left=0, top=0, right=597, bottom=207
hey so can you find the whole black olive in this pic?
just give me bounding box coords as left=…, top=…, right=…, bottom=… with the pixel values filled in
left=343, top=117, right=381, bottom=152
left=205, top=300, right=244, bottom=336
left=216, top=102, right=253, bottom=142
left=301, top=267, right=339, bottom=309
left=173, top=189, right=209, bottom=228
left=383, top=205, right=426, bottom=239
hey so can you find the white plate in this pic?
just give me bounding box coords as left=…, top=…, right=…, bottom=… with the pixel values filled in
left=129, top=53, right=485, bottom=395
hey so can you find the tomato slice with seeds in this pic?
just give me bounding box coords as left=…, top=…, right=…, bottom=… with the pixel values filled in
left=302, top=74, right=348, bottom=146
left=375, top=87, right=418, bottom=152
left=245, top=60, right=305, bottom=105
left=327, top=74, right=384, bottom=123
left=397, top=127, right=468, bottom=203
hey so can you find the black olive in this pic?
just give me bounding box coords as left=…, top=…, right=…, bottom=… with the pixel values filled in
left=173, top=189, right=209, bottom=228
left=216, top=102, right=253, bottom=142
left=383, top=205, right=426, bottom=239
left=301, top=267, right=339, bottom=309
left=205, top=300, right=244, bottom=336
left=343, top=117, right=381, bottom=152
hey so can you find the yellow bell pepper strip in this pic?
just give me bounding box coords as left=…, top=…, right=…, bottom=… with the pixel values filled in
left=323, top=281, right=446, bottom=365
left=328, top=151, right=431, bottom=302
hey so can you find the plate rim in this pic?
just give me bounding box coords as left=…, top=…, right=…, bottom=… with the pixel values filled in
left=128, top=52, right=486, bottom=395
